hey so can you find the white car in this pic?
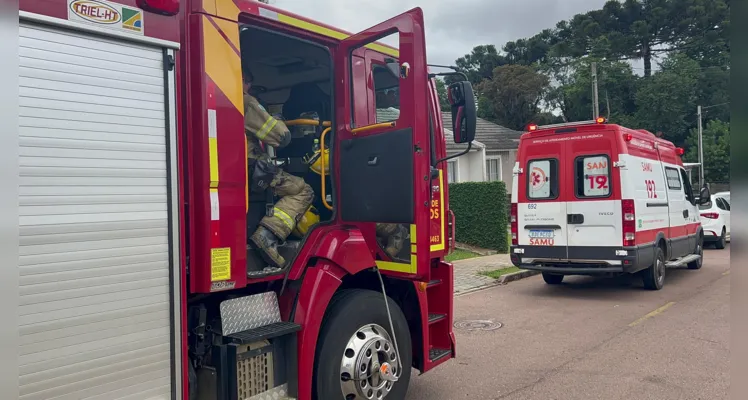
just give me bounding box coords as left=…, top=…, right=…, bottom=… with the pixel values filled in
left=699, top=193, right=730, bottom=249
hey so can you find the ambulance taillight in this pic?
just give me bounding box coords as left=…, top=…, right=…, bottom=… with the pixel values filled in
left=622, top=199, right=636, bottom=247
left=137, top=0, right=179, bottom=15
left=510, top=203, right=518, bottom=245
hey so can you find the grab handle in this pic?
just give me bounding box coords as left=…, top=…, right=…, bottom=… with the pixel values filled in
left=320, top=127, right=333, bottom=211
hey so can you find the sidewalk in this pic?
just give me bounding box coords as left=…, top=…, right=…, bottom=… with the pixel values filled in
left=451, top=254, right=513, bottom=294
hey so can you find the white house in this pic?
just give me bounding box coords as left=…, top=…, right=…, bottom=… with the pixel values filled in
left=442, top=112, right=522, bottom=193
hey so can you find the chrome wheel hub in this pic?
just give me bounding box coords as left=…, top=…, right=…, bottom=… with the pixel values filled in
left=340, top=324, right=398, bottom=400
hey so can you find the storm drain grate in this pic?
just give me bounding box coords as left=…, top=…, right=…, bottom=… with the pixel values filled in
left=453, top=320, right=503, bottom=331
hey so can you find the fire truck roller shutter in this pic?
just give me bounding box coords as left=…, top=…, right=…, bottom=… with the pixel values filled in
left=18, top=23, right=175, bottom=399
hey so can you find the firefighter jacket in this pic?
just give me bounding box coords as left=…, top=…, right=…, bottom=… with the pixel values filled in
left=243, top=94, right=291, bottom=160
left=243, top=94, right=314, bottom=241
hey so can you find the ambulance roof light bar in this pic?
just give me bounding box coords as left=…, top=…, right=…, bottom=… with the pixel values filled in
left=527, top=117, right=606, bottom=132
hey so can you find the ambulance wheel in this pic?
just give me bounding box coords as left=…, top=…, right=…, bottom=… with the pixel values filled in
left=542, top=273, right=564, bottom=285
left=687, top=236, right=704, bottom=270
left=715, top=228, right=726, bottom=249
left=314, top=289, right=412, bottom=400
left=642, top=246, right=666, bottom=290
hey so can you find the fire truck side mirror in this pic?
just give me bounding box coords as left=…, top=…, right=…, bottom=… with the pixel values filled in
left=448, top=81, right=476, bottom=144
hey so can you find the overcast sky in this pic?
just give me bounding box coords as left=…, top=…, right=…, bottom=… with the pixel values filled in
left=271, top=0, right=609, bottom=67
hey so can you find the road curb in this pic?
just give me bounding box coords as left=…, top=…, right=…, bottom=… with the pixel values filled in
left=499, top=269, right=540, bottom=284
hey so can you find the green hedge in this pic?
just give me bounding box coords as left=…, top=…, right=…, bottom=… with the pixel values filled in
left=448, top=181, right=509, bottom=253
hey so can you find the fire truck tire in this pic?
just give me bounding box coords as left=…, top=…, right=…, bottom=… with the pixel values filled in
left=314, top=289, right=412, bottom=400
left=641, top=246, right=665, bottom=290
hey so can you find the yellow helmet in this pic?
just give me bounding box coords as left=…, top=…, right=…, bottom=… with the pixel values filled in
left=306, top=148, right=330, bottom=176
left=291, top=206, right=320, bottom=238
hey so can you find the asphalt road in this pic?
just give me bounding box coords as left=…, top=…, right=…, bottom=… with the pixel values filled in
left=407, top=245, right=730, bottom=400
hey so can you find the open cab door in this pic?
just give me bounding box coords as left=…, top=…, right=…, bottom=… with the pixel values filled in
left=334, top=8, right=431, bottom=280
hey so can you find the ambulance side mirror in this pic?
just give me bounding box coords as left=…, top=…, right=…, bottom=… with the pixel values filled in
left=448, top=81, right=476, bottom=144
left=698, top=184, right=711, bottom=205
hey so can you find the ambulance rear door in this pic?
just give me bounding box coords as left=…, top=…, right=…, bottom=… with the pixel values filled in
left=517, top=133, right=569, bottom=260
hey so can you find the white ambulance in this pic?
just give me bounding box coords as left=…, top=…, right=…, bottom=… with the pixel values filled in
left=509, top=119, right=711, bottom=290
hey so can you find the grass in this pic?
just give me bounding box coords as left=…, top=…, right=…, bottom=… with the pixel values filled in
left=445, top=249, right=481, bottom=262
left=479, top=266, right=521, bottom=279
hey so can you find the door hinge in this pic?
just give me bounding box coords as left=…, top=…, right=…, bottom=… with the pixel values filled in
left=164, top=54, right=175, bottom=71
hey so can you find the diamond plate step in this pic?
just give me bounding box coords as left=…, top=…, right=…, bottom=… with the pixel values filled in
left=226, top=321, right=301, bottom=344
left=429, top=348, right=451, bottom=362
left=247, top=384, right=295, bottom=400
left=428, top=313, right=446, bottom=324
left=666, top=253, right=701, bottom=267
left=427, top=279, right=442, bottom=288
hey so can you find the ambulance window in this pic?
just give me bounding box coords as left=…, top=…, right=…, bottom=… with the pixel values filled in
left=527, top=159, right=558, bottom=200
left=665, top=167, right=681, bottom=190
left=575, top=155, right=611, bottom=198
left=679, top=168, right=695, bottom=204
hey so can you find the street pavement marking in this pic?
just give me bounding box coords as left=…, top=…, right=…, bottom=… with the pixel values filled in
left=722, top=270, right=730, bottom=276
left=629, top=302, right=676, bottom=327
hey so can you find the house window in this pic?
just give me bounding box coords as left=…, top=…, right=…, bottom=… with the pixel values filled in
left=447, top=160, right=458, bottom=183
left=486, top=156, right=501, bottom=181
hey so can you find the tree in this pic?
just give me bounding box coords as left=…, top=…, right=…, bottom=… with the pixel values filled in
left=434, top=78, right=450, bottom=111
left=634, top=52, right=700, bottom=145
left=449, top=45, right=507, bottom=86
left=503, top=29, right=557, bottom=65
left=542, top=58, right=638, bottom=123
left=477, top=64, right=549, bottom=130
left=683, top=119, right=729, bottom=183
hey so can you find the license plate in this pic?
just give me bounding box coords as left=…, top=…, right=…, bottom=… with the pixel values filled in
left=528, top=229, right=554, bottom=238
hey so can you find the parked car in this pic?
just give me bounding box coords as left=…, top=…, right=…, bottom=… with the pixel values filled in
left=715, top=191, right=730, bottom=204
left=699, top=193, right=730, bottom=249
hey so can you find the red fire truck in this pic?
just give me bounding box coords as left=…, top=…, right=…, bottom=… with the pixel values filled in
left=14, top=1, right=477, bottom=399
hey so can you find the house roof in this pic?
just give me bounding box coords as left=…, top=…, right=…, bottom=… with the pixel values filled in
left=442, top=112, right=522, bottom=151
left=376, top=108, right=484, bottom=152
left=444, top=128, right=484, bottom=152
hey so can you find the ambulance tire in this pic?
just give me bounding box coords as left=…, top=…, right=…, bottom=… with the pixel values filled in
left=314, top=289, right=413, bottom=400
left=715, top=228, right=726, bottom=250
left=642, top=246, right=666, bottom=290
left=542, top=272, right=564, bottom=285
left=687, top=236, right=704, bottom=270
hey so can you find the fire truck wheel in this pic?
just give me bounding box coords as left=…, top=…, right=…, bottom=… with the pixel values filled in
left=642, top=246, right=665, bottom=290
left=314, top=289, right=412, bottom=400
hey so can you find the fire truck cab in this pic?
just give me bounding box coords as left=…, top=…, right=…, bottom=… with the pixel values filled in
left=12, top=1, right=477, bottom=399
left=510, top=119, right=711, bottom=290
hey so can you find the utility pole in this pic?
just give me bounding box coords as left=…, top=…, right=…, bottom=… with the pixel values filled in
left=591, top=62, right=599, bottom=118
left=697, top=105, right=704, bottom=188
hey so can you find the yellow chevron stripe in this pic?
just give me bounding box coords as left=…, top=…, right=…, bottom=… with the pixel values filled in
left=376, top=255, right=417, bottom=274
left=210, top=14, right=241, bottom=52
left=275, top=14, right=400, bottom=58
left=215, top=0, right=241, bottom=22
left=202, top=16, right=243, bottom=113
